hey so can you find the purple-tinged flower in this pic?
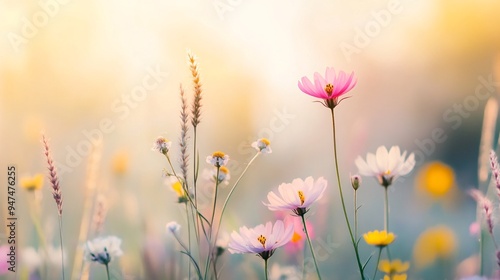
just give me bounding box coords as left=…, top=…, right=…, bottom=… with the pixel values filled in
left=228, top=220, right=293, bottom=260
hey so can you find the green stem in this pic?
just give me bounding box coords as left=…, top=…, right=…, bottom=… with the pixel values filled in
left=105, top=263, right=111, bottom=280
left=204, top=167, right=221, bottom=279
left=354, top=190, right=358, bottom=240
left=480, top=229, right=485, bottom=276
left=372, top=247, right=382, bottom=280
left=301, top=215, right=322, bottom=280
left=330, top=108, right=365, bottom=279
left=58, top=216, right=65, bottom=280
left=264, top=259, right=269, bottom=280
left=213, top=152, right=260, bottom=243
left=185, top=204, right=191, bottom=280
left=209, top=167, right=220, bottom=237
left=384, top=187, right=389, bottom=232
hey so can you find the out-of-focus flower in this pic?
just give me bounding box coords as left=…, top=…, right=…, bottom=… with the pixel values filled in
left=269, top=263, right=301, bottom=280
left=383, top=274, right=407, bottom=280
left=0, top=246, right=8, bottom=274
left=416, top=161, right=455, bottom=198
left=84, top=236, right=123, bottom=265
left=298, top=67, right=357, bottom=109
left=351, top=174, right=362, bottom=190
left=363, top=230, right=396, bottom=247
left=264, top=177, right=327, bottom=216
left=215, top=232, right=230, bottom=256
left=111, top=150, right=129, bottom=175
left=213, top=166, right=231, bottom=185
left=166, top=221, right=181, bottom=234
left=21, top=247, right=42, bottom=271
left=379, top=259, right=410, bottom=275
left=469, top=222, right=480, bottom=237
left=20, top=174, right=44, bottom=191
left=455, top=254, right=481, bottom=280
left=283, top=216, right=314, bottom=253
left=413, top=225, right=457, bottom=269
left=252, top=138, right=272, bottom=153
left=152, top=137, right=171, bottom=155
left=165, top=177, right=188, bottom=203
left=355, top=146, right=415, bottom=187
left=206, top=151, right=229, bottom=167
left=228, top=220, right=293, bottom=260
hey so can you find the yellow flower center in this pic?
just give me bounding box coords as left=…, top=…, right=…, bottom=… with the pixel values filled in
left=260, top=138, right=270, bottom=146
left=385, top=170, right=391, bottom=175
left=212, top=151, right=225, bottom=158
left=291, top=232, right=302, bottom=243
left=298, top=191, right=305, bottom=205
left=219, top=166, right=229, bottom=174
left=257, top=235, right=266, bottom=248
left=325, top=84, right=334, bottom=96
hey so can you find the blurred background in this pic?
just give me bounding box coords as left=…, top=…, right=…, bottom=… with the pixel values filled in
left=2, top=0, right=500, bottom=279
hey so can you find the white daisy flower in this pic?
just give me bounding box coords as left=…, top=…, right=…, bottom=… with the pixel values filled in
left=206, top=151, right=229, bottom=167
left=152, top=137, right=172, bottom=155
left=355, top=146, right=415, bottom=187
left=252, top=138, right=272, bottom=154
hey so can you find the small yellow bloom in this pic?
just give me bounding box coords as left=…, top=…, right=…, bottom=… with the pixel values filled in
left=416, top=161, right=455, bottom=198
left=166, top=177, right=188, bottom=203
left=413, top=225, right=457, bottom=269
left=111, top=151, right=129, bottom=175
left=363, top=230, right=396, bottom=247
left=20, top=174, right=44, bottom=191
left=379, top=259, right=410, bottom=274
left=383, top=274, right=407, bottom=280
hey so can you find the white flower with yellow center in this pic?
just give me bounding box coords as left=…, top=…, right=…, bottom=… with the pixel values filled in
left=355, top=146, right=415, bottom=187
left=263, top=177, right=327, bottom=216
left=252, top=138, right=272, bottom=153
left=228, top=220, right=293, bottom=260
left=206, top=151, right=229, bottom=167
left=152, top=137, right=172, bottom=155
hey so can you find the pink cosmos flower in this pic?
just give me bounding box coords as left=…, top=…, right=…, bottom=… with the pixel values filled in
left=0, top=245, right=9, bottom=274
left=284, top=216, right=315, bottom=253
left=263, top=177, right=327, bottom=216
left=228, top=220, right=293, bottom=260
left=298, top=67, right=357, bottom=109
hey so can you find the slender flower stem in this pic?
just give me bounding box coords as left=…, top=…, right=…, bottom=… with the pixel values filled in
left=354, top=189, right=358, bottom=240
left=480, top=229, right=485, bottom=276
left=214, top=152, right=260, bottom=242
left=185, top=204, right=191, bottom=280
left=301, top=215, right=322, bottom=280
left=330, top=108, right=365, bottom=279
left=58, top=217, right=65, bottom=280
left=204, top=167, right=221, bottom=280
left=372, top=247, right=382, bottom=280
left=384, top=187, right=389, bottom=232
left=209, top=167, right=221, bottom=238
left=264, top=259, right=269, bottom=280
left=105, top=263, right=111, bottom=280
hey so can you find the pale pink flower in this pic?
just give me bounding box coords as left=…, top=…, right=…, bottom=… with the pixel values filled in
left=228, top=220, right=293, bottom=260
left=283, top=216, right=314, bottom=253
left=263, top=177, right=327, bottom=216
left=298, top=67, right=356, bottom=109
left=0, top=245, right=10, bottom=274
left=355, top=146, right=415, bottom=187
